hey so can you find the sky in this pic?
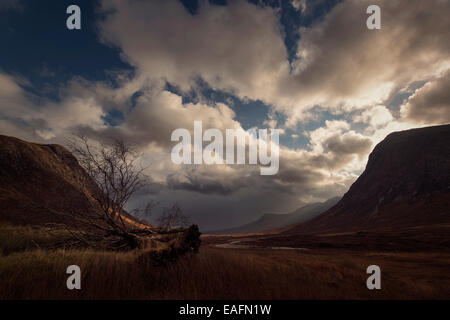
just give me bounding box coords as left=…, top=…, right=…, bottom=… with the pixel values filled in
left=1, top=0, right=449, bottom=231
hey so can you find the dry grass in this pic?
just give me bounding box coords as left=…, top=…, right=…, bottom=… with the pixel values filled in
left=0, top=224, right=75, bottom=255
left=1, top=224, right=449, bottom=300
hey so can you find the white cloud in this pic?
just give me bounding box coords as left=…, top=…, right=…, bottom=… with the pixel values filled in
left=273, top=0, right=450, bottom=126
left=97, top=0, right=450, bottom=129
left=400, top=70, right=450, bottom=124
left=120, top=88, right=240, bottom=148
left=98, top=0, right=289, bottom=98
left=355, top=105, right=394, bottom=129
left=2, top=0, right=449, bottom=229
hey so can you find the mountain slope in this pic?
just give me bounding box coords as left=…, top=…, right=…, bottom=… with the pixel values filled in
left=285, top=124, right=450, bottom=234
left=212, top=197, right=340, bottom=234
left=0, top=135, right=139, bottom=227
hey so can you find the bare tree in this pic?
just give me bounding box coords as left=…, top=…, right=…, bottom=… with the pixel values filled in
left=57, top=134, right=201, bottom=257
left=157, top=204, right=190, bottom=230
left=66, top=134, right=157, bottom=249
left=132, top=199, right=158, bottom=223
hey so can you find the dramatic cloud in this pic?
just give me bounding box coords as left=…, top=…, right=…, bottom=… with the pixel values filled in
left=275, top=0, right=450, bottom=126
left=1, top=0, right=449, bottom=230
left=0, top=74, right=108, bottom=141
left=401, top=71, right=450, bottom=124
left=98, top=0, right=450, bottom=128
left=120, top=87, right=240, bottom=148
left=355, top=105, right=394, bottom=130
left=98, top=0, right=289, bottom=97
left=167, top=165, right=253, bottom=195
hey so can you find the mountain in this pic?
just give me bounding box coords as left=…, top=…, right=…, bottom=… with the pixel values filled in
left=0, top=135, right=139, bottom=227
left=210, top=197, right=340, bottom=234
left=285, top=124, right=450, bottom=234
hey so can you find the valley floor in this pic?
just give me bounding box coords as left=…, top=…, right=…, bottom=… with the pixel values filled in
left=1, top=224, right=450, bottom=299
left=1, top=249, right=450, bottom=299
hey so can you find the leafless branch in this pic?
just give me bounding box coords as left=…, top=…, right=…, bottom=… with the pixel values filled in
left=157, top=204, right=190, bottom=230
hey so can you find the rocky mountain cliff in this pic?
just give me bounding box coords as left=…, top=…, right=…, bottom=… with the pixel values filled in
left=286, top=124, right=450, bottom=234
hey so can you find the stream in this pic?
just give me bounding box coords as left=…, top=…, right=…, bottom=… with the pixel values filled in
left=215, top=240, right=308, bottom=250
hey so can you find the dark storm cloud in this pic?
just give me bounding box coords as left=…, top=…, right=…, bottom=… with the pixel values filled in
left=166, top=166, right=252, bottom=195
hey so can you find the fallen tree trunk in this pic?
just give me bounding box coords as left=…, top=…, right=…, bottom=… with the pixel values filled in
left=137, top=225, right=201, bottom=266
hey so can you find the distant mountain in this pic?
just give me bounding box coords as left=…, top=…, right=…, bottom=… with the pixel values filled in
left=210, top=197, right=340, bottom=234
left=0, top=135, right=139, bottom=227
left=285, top=124, right=450, bottom=234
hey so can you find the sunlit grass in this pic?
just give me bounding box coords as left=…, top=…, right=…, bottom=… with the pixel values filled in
left=0, top=224, right=75, bottom=255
